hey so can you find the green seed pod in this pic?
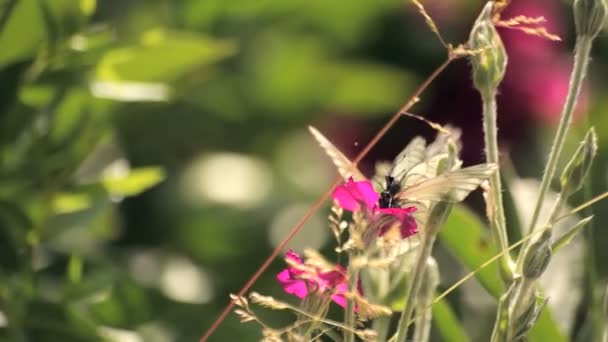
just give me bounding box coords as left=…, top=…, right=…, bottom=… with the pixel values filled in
left=468, top=1, right=508, bottom=96
left=560, top=127, right=597, bottom=197
left=522, top=230, right=552, bottom=280
left=574, top=0, right=608, bottom=38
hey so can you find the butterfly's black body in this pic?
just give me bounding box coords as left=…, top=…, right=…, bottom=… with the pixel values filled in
left=379, top=175, right=402, bottom=208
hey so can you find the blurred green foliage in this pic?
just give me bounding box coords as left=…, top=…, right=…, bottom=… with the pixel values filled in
left=0, top=0, right=607, bottom=341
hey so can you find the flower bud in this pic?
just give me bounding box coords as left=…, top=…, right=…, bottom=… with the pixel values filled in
left=522, top=230, right=552, bottom=280
left=469, top=1, right=508, bottom=96
left=574, top=0, right=608, bottom=38
left=513, top=295, right=548, bottom=340
left=560, top=127, right=597, bottom=197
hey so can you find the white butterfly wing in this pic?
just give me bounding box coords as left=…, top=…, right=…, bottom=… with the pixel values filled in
left=396, top=163, right=497, bottom=203
left=389, top=137, right=427, bottom=180
left=309, top=126, right=367, bottom=181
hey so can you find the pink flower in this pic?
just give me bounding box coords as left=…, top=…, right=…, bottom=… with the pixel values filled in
left=332, top=178, right=418, bottom=239
left=332, top=177, right=379, bottom=211
left=276, top=250, right=350, bottom=307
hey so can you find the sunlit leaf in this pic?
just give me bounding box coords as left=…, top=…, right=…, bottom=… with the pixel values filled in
left=53, top=192, right=92, bottom=214
left=102, top=167, right=166, bottom=197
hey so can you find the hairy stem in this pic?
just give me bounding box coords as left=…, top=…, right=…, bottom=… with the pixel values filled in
left=517, top=36, right=593, bottom=268
left=481, top=89, right=513, bottom=280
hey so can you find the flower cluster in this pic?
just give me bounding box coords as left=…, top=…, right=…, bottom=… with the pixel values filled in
left=276, top=250, right=350, bottom=307
left=332, top=177, right=418, bottom=239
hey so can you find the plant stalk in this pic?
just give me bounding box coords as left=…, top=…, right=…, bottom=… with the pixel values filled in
left=413, top=259, right=439, bottom=342
left=517, top=36, right=593, bottom=268
left=393, top=202, right=451, bottom=342
left=481, top=89, right=514, bottom=280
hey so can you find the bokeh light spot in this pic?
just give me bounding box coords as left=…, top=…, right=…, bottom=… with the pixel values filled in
left=180, top=152, right=272, bottom=208
left=268, top=203, right=329, bottom=251
left=160, top=256, right=213, bottom=304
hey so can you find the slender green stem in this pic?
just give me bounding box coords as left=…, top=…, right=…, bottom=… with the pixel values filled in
left=394, top=232, right=434, bottom=342
left=481, top=89, right=514, bottom=280
left=344, top=260, right=358, bottom=342
left=517, top=36, right=593, bottom=268
left=394, top=202, right=450, bottom=342
left=413, top=260, right=438, bottom=342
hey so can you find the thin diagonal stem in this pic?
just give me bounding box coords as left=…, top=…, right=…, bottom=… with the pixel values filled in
left=199, top=56, right=456, bottom=342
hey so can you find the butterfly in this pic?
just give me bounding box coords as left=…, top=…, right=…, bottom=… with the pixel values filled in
left=309, top=126, right=497, bottom=210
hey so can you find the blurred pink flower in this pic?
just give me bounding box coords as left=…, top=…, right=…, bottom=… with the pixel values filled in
left=332, top=178, right=418, bottom=239
left=276, top=250, right=350, bottom=307
left=500, top=0, right=588, bottom=123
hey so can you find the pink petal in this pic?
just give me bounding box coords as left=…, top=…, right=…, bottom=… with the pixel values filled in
left=281, top=279, right=308, bottom=298
left=332, top=186, right=362, bottom=211
left=277, top=251, right=309, bottom=298
left=349, top=179, right=380, bottom=208
left=332, top=178, right=380, bottom=212
left=399, top=214, right=418, bottom=238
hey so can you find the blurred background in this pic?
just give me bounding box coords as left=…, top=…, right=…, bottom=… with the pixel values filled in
left=0, top=0, right=607, bottom=341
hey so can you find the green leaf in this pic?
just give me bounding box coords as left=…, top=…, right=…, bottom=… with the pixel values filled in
left=432, top=298, right=470, bottom=342
left=94, top=28, right=235, bottom=83
left=0, top=0, right=46, bottom=66
left=102, top=167, right=166, bottom=197
left=439, top=205, right=504, bottom=296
